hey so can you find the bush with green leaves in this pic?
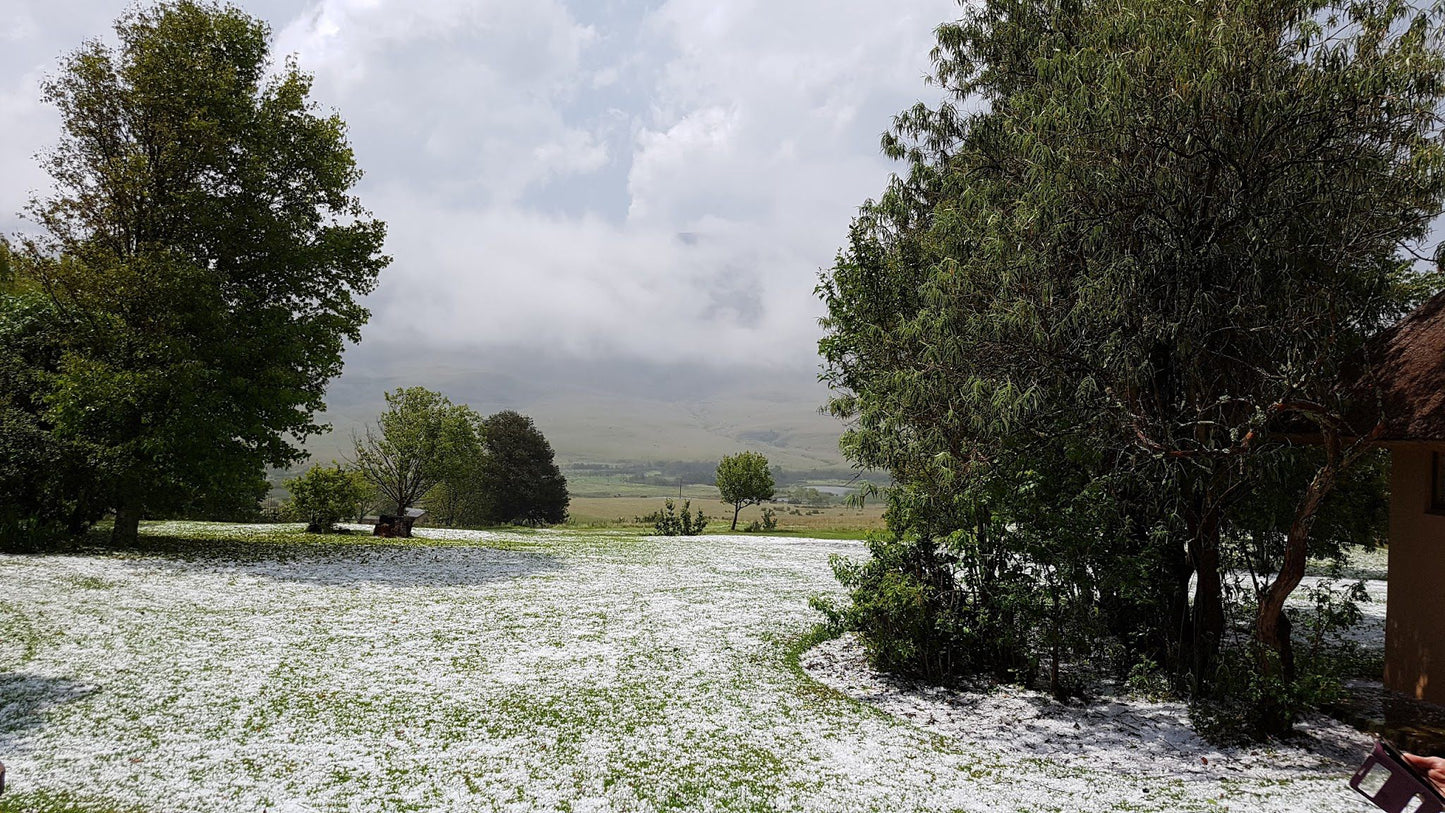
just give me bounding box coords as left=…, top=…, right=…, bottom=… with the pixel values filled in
left=0, top=288, right=109, bottom=551
left=646, top=499, right=708, bottom=536
left=744, top=507, right=777, bottom=533
left=1193, top=580, right=1369, bottom=742
left=284, top=465, right=365, bottom=534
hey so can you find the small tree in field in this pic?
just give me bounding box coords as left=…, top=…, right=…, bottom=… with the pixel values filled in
left=351, top=387, right=478, bottom=520
left=285, top=465, right=364, bottom=534
left=716, top=452, right=775, bottom=531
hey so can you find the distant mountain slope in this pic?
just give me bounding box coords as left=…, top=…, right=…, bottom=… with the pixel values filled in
left=302, top=341, right=849, bottom=470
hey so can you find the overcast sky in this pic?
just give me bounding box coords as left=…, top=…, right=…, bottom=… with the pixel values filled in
left=1, top=0, right=954, bottom=372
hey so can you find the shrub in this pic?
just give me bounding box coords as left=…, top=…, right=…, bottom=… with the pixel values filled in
left=647, top=499, right=708, bottom=536
left=744, top=507, right=778, bottom=533
left=812, top=529, right=1038, bottom=683
left=284, top=465, right=364, bottom=534
left=1192, top=578, right=1370, bottom=742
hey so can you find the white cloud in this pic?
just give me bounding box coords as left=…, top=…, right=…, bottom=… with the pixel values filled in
left=0, top=68, right=58, bottom=228
left=532, top=128, right=610, bottom=180
left=359, top=195, right=815, bottom=363
left=1, top=12, right=39, bottom=42
left=2, top=0, right=955, bottom=370
left=252, top=0, right=955, bottom=368
left=273, top=0, right=606, bottom=205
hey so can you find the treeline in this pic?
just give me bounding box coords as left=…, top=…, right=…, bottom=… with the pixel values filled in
left=285, top=387, right=568, bottom=534
left=355, top=387, right=568, bottom=529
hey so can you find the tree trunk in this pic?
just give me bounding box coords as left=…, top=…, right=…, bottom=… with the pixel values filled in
left=731, top=503, right=741, bottom=531
left=112, top=499, right=141, bottom=546
left=1187, top=506, right=1225, bottom=695
left=1256, top=431, right=1348, bottom=683
left=1170, top=539, right=1195, bottom=676
left=1049, top=583, right=1062, bottom=699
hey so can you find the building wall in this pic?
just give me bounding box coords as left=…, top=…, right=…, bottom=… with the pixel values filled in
left=1385, top=445, right=1445, bottom=704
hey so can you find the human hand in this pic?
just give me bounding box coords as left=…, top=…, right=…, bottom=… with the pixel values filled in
left=1402, top=752, right=1445, bottom=797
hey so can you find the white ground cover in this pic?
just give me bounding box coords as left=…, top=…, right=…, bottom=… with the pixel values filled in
left=0, top=523, right=1378, bottom=812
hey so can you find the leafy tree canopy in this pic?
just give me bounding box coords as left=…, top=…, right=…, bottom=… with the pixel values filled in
left=817, top=0, right=1445, bottom=731
left=352, top=387, right=479, bottom=518
left=475, top=410, right=569, bottom=526
left=13, top=0, right=388, bottom=543
left=285, top=465, right=365, bottom=534
left=715, top=451, right=775, bottom=531
left=0, top=286, right=109, bottom=548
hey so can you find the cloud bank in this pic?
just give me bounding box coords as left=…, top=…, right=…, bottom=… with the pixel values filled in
left=1, top=0, right=953, bottom=369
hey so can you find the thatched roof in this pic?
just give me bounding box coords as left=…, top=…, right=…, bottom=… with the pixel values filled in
left=1349, top=291, right=1445, bottom=442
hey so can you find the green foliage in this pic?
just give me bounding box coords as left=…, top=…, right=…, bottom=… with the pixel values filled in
left=646, top=499, right=708, bottom=536
left=782, top=487, right=838, bottom=507
left=474, top=411, right=569, bottom=526
left=744, top=507, right=777, bottom=533
left=0, top=290, right=108, bottom=550
left=1195, top=580, right=1368, bottom=742
left=352, top=387, right=479, bottom=516
left=284, top=465, right=365, bottom=533
left=715, top=451, right=775, bottom=531
left=346, top=469, right=377, bottom=523
left=817, top=0, right=1444, bottom=735
left=813, top=529, right=1031, bottom=682
left=353, top=398, right=567, bottom=528
left=0, top=239, right=13, bottom=289
left=14, top=1, right=387, bottom=543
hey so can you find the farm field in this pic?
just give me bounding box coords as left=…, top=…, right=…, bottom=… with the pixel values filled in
left=0, top=523, right=1378, bottom=812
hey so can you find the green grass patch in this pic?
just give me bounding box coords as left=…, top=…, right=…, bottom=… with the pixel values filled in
left=0, top=791, right=143, bottom=813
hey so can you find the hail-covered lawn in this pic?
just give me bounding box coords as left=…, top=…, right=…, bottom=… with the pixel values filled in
left=0, top=523, right=1376, bottom=812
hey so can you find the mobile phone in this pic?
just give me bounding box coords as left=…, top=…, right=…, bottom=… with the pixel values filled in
left=1352, top=739, right=1445, bottom=813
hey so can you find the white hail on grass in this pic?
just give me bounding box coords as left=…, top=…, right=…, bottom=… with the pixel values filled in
left=0, top=525, right=1376, bottom=812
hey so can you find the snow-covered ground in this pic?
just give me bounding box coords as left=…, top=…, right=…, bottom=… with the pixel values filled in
left=801, top=633, right=1373, bottom=783
left=0, top=523, right=1380, bottom=812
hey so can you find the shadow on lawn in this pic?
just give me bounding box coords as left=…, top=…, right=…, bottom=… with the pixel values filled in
left=136, top=541, right=564, bottom=588
left=843, top=662, right=1369, bottom=777
left=998, top=694, right=1367, bottom=773
left=13, top=533, right=565, bottom=588
left=0, top=672, right=93, bottom=743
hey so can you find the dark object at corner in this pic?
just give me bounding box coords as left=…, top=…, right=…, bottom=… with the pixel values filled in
left=373, top=514, right=416, bottom=538
left=1351, top=739, right=1445, bottom=812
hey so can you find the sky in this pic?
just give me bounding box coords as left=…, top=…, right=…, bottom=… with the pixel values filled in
left=0, top=0, right=956, bottom=464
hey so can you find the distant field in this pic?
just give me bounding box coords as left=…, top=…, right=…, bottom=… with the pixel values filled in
left=561, top=473, right=707, bottom=499
left=567, top=495, right=886, bottom=535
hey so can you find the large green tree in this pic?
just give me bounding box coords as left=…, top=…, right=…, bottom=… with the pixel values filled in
left=15, top=1, right=387, bottom=544
left=819, top=0, right=1445, bottom=726
left=475, top=411, right=569, bottom=526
